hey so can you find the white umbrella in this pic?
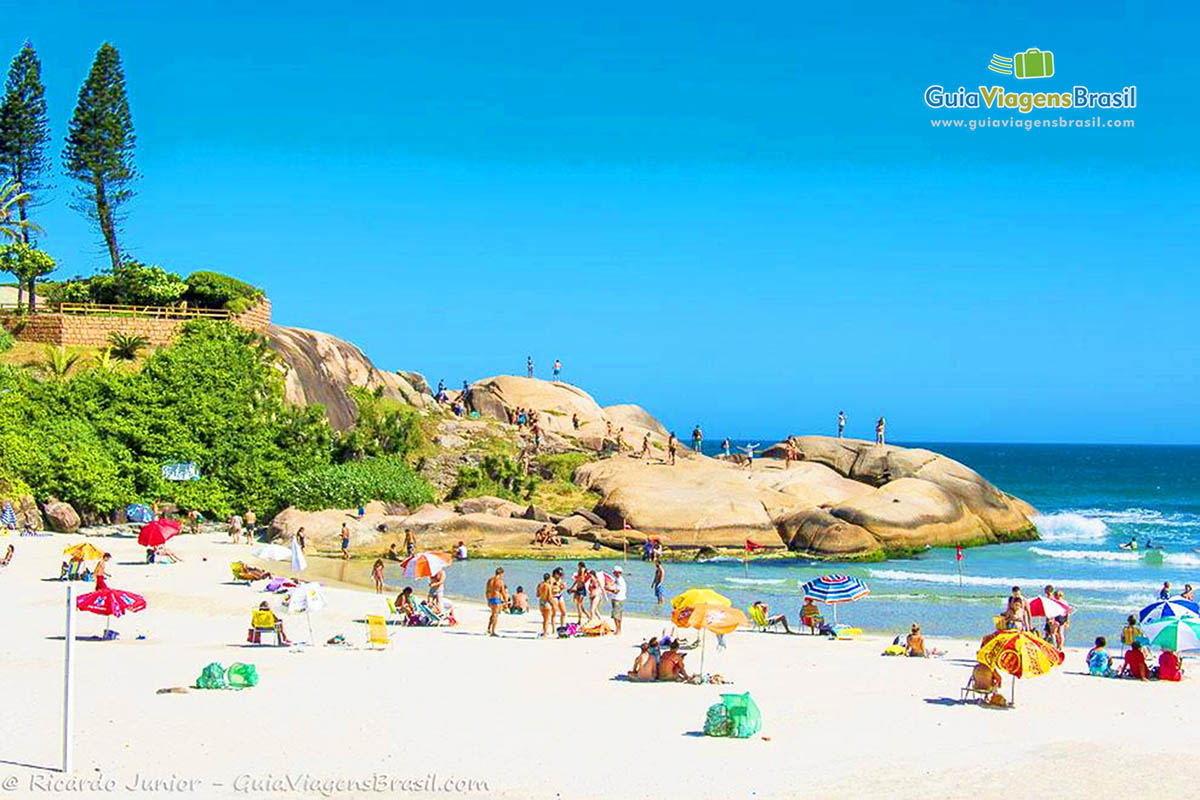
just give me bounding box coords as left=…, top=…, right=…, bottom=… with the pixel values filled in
left=287, top=583, right=326, bottom=643
left=290, top=535, right=307, bottom=573
left=251, top=543, right=292, bottom=561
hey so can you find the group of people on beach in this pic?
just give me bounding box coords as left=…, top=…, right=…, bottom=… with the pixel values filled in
left=517, top=561, right=631, bottom=638
left=998, top=584, right=1072, bottom=649
left=524, top=356, right=562, bottom=381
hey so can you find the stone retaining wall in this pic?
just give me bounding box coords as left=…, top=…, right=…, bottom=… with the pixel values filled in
left=0, top=298, right=272, bottom=346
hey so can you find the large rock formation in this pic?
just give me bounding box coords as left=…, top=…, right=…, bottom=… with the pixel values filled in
left=575, top=437, right=1037, bottom=558
left=266, top=325, right=431, bottom=430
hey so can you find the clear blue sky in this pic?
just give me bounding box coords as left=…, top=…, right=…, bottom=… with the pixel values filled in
left=7, top=2, right=1198, bottom=444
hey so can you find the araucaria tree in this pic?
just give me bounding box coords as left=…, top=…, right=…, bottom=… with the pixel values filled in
left=0, top=42, right=49, bottom=250
left=63, top=43, right=137, bottom=270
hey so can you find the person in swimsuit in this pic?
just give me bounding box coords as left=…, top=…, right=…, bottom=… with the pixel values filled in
left=509, top=586, right=529, bottom=614
left=652, top=557, right=665, bottom=605
left=657, top=640, right=689, bottom=681
left=486, top=568, right=508, bottom=637
left=551, top=567, right=567, bottom=629
left=585, top=570, right=604, bottom=626
left=371, top=559, right=385, bottom=594
left=640, top=433, right=651, bottom=459
left=536, top=573, right=554, bottom=637
left=395, top=587, right=417, bottom=622
left=428, top=568, right=446, bottom=610
left=340, top=523, right=351, bottom=560
left=905, top=624, right=927, bottom=657
left=94, top=553, right=111, bottom=591
left=570, top=562, right=588, bottom=625
left=404, top=529, right=416, bottom=557
left=667, top=433, right=677, bottom=465
left=628, top=642, right=656, bottom=681
left=0, top=544, right=13, bottom=567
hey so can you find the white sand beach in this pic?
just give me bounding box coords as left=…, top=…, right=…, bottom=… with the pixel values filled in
left=1, top=531, right=1197, bottom=800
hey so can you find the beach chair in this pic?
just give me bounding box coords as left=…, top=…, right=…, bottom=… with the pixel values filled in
left=960, top=663, right=999, bottom=704
left=800, top=610, right=825, bottom=635
left=248, top=609, right=283, bottom=646
left=231, top=561, right=254, bottom=584
left=747, top=605, right=786, bottom=633
left=418, top=601, right=454, bottom=626
left=366, top=615, right=390, bottom=648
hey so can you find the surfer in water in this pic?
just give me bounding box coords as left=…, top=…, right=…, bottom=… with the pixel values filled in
left=1119, top=535, right=1138, bottom=551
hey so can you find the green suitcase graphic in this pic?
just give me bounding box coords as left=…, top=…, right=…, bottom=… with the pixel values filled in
left=1014, top=48, right=1054, bottom=79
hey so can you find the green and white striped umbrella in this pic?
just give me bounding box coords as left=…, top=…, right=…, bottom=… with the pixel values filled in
left=1142, top=616, right=1200, bottom=652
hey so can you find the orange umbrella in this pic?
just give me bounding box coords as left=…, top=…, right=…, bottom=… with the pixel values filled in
left=671, top=604, right=748, bottom=676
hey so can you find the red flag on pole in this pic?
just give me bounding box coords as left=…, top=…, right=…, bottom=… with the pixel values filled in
left=745, top=539, right=762, bottom=553
left=955, top=545, right=963, bottom=561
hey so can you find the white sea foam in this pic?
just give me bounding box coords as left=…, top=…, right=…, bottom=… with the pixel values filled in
left=1072, top=508, right=1200, bottom=528
left=724, top=577, right=789, bottom=586
left=1028, top=546, right=1200, bottom=569
left=867, top=568, right=1160, bottom=594
left=1032, top=512, right=1108, bottom=542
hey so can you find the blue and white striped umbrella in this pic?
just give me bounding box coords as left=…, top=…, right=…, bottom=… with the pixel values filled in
left=0, top=501, right=17, bottom=529
left=800, top=574, right=870, bottom=604
left=1138, top=598, right=1200, bottom=625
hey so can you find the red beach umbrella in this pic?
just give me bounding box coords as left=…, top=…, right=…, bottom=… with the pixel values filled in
left=1027, top=596, right=1071, bottom=618
left=138, top=519, right=181, bottom=547
left=76, top=585, right=147, bottom=637
left=400, top=551, right=452, bottom=579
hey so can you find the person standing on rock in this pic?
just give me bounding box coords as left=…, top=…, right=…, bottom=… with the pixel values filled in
left=553, top=358, right=561, bottom=380
left=652, top=557, right=665, bottom=605
left=526, top=356, right=534, bottom=378
left=721, top=437, right=732, bottom=458
left=875, top=416, right=886, bottom=445
left=838, top=411, right=846, bottom=439
left=667, top=433, right=677, bottom=465
left=640, top=433, right=651, bottom=459
left=691, top=424, right=703, bottom=454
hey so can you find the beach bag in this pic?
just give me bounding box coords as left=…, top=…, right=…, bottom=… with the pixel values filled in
left=557, top=623, right=580, bottom=638
left=720, top=692, right=762, bottom=739
left=196, top=662, right=227, bottom=690
left=703, top=702, right=732, bottom=737
left=226, top=663, right=258, bottom=688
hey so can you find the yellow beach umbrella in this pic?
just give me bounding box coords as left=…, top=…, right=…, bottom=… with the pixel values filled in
left=975, top=630, right=1063, bottom=705
left=671, top=603, right=747, bottom=676
left=671, top=588, right=731, bottom=611
left=62, top=542, right=104, bottom=562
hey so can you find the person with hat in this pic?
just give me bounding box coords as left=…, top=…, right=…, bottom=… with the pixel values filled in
left=608, top=565, right=628, bottom=634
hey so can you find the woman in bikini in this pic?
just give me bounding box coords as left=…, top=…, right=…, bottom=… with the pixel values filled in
left=371, top=559, right=385, bottom=594
left=536, top=573, right=554, bottom=637
left=570, top=562, right=588, bottom=625
left=585, top=570, right=604, bottom=626
left=551, top=568, right=568, bottom=629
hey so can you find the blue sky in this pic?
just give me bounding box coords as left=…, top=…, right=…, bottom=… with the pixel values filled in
left=6, top=2, right=1198, bottom=443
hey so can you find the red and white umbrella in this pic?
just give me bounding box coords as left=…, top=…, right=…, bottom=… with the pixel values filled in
left=1027, top=596, right=1071, bottom=618
left=400, top=551, right=452, bottom=579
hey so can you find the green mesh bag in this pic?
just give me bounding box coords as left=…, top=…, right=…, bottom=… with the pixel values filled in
left=721, top=692, right=762, bottom=738
left=226, top=662, right=258, bottom=688
left=703, top=702, right=731, bottom=737
left=195, top=662, right=227, bottom=690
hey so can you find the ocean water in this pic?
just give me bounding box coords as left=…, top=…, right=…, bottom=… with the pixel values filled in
left=389, top=443, right=1200, bottom=648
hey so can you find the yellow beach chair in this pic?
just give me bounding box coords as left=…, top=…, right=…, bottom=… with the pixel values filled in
left=366, top=614, right=389, bottom=648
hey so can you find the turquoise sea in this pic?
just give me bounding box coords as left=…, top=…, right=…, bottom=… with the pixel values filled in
left=388, top=443, right=1200, bottom=647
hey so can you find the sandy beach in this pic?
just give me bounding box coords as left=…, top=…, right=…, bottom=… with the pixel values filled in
left=1, top=530, right=1198, bottom=800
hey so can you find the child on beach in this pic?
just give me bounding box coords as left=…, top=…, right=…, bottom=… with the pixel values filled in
left=371, top=559, right=385, bottom=594
left=1087, top=637, right=1116, bottom=677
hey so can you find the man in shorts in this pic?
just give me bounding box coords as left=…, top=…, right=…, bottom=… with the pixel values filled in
left=486, top=568, right=508, bottom=637
left=608, top=565, right=627, bottom=634
left=652, top=557, right=665, bottom=605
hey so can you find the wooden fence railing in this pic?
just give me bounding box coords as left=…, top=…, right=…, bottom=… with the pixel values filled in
left=54, top=302, right=232, bottom=320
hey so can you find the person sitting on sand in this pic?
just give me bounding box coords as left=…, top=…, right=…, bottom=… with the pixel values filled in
left=153, top=544, right=181, bottom=564
left=905, top=624, right=927, bottom=657
left=0, top=544, right=12, bottom=567
left=751, top=600, right=791, bottom=633
left=454, top=541, right=468, bottom=560
left=509, top=586, right=529, bottom=614
left=1122, top=641, right=1152, bottom=680
left=628, top=642, right=657, bottom=681
left=969, top=662, right=1002, bottom=699
left=800, top=598, right=822, bottom=633
left=1122, top=615, right=1146, bottom=648
left=386, top=543, right=401, bottom=562
left=657, top=640, right=690, bottom=681
left=254, top=600, right=291, bottom=645
left=1087, top=637, right=1116, bottom=677
left=1158, top=648, right=1183, bottom=682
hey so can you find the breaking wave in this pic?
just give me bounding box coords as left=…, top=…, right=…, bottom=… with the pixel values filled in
left=1032, top=512, right=1108, bottom=542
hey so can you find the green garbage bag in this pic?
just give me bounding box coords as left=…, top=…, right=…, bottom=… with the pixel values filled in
left=195, top=662, right=227, bottom=690
left=703, top=702, right=732, bottom=737
left=720, top=692, right=762, bottom=739
left=226, top=662, right=258, bottom=688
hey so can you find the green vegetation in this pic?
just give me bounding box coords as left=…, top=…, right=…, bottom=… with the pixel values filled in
left=333, top=386, right=428, bottom=463
left=0, top=242, right=54, bottom=308
left=0, top=42, right=49, bottom=273
left=450, top=454, right=538, bottom=504
left=0, top=329, right=12, bottom=353
left=106, top=331, right=148, bottom=360
left=283, top=456, right=434, bottom=511
left=0, top=179, right=37, bottom=246
left=43, top=265, right=264, bottom=311
left=183, top=271, right=263, bottom=313
left=38, top=344, right=81, bottom=379
left=63, top=43, right=137, bottom=270
left=534, top=451, right=593, bottom=482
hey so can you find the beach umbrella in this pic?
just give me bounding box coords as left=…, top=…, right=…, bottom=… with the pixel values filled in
left=670, top=588, right=731, bottom=611
left=800, top=574, right=869, bottom=625
left=138, top=519, right=181, bottom=547
left=75, top=586, right=147, bottom=636
left=62, top=542, right=105, bottom=562
left=400, top=551, right=452, bottom=580
left=1137, top=598, right=1200, bottom=625
left=290, top=535, right=307, bottom=573
left=671, top=603, right=748, bottom=675
left=976, top=629, right=1064, bottom=705
left=1, top=501, right=17, bottom=529
left=1142, top=616, right=1200, bottom=653
left=1026, top=596, right=1071, bottom=618
left=250, top=543, right=292, bottom=562
left=287, top=583, right=327, bottom=643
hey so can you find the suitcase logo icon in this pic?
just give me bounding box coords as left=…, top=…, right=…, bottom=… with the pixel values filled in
left=987, top=48, right=1055, bottom=79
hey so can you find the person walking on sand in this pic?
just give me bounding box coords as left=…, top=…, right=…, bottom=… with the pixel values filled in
left=187, top=508, right=200, bottom=536
left=691, top=424, right=703, bottom=454
left=553, top=358, right=561, bottom=380
left=371, top=559, right=385, bottom=594
left=245, top=509, right=257, bottom=541
left=838, top=411, right=846, bottom=439
left=536, top=573, right=554, bottom=637
left=875, top=416, right=886, bottom=445
left=608, top=565, right=627, bottom=634
left=340, top=523, right=351, bottom=559
left=667, top=433, right=677, bottom=465
left=640, top=433, right=651, bottom=459
left=652, top=557, right=665, bottom=605
left=486, top=568, right=508, bottom=637
left=229, top=513, right=243, bottom=544
left=526, top=356, right=534, bottom=378
left=404, top=529, right=416, bottom=558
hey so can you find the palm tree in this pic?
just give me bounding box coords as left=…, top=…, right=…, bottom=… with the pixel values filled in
left=0, top=180, right=41, bottom=244
left=40, top=345, right=81, bottom=379
left=107, top=331, right=149, bottom=360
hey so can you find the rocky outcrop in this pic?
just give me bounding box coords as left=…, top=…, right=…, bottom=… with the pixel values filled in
left=0, top=487, right=41, bottom=530
left=43, top=499, right=81, bottom=533
left=575, top=438, right=1037, bottom=558
left=266, top=325, right=431, bottom=430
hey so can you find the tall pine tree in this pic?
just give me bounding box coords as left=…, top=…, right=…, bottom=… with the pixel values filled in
left=0, top=42, right=50, bottom=245
left=63, top=43, right=137, bottom=270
